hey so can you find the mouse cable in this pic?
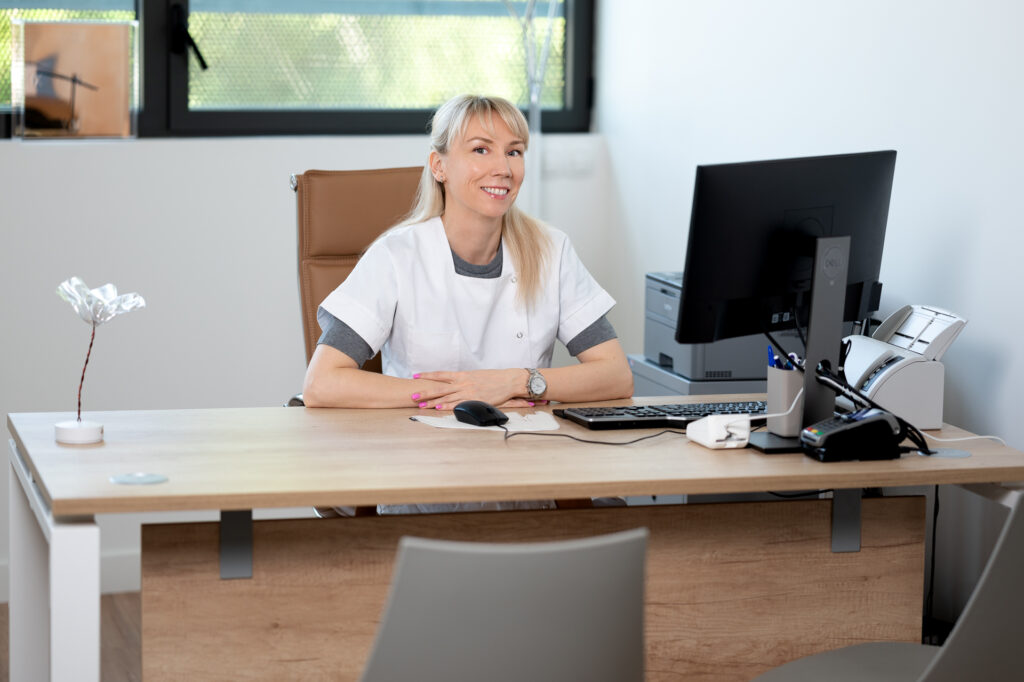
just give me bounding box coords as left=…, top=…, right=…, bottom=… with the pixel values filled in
left=500, top=426, right=686, bottom=446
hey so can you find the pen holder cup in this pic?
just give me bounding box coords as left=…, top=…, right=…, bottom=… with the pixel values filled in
left=767, top=366, right=803, bottom=437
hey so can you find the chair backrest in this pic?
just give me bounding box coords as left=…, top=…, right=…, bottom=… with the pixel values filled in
left=292, top=167, right=422, bottom=369
left=360, top=528, right=648, bottom=682
left=921, top=492, right=1024, bottom=681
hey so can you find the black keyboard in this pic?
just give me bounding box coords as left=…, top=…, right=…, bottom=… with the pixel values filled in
left=555, top=401, right=767, bottom=430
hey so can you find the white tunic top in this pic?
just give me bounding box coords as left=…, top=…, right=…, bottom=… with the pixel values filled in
left=320, top=216, right=615, bottom=376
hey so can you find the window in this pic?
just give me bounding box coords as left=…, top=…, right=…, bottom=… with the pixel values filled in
left=0, top=1, right=592, bottom=136
left=143, top=0, right=592, bottom=135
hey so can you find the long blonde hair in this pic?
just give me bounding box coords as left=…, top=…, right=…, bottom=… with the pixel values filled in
left=401, top=94, right=551, bottom=306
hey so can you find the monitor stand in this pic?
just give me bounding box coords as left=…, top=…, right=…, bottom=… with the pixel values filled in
left=749, top=431, right=802, bottom=454
left=750, top=235, right=850, bottom=455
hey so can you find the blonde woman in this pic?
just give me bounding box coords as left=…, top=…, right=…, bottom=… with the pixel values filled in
left=303, top=94, right=632, bottom=410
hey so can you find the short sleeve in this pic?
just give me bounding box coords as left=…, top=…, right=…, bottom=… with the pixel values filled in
left=318, top=239, right=398, bottom=354
left=556, top=237, right=616, bottom=345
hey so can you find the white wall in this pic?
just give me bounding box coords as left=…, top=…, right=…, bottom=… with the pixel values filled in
left=0, top=133, right=617, bottom=599
left=593, top=0, right=1024, bottom=621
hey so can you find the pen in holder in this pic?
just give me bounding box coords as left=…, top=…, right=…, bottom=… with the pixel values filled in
left=767, top=365, right=803, bottom=437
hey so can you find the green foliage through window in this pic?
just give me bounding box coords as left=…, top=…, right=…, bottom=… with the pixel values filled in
left=186, top=11, right=565, bottom=111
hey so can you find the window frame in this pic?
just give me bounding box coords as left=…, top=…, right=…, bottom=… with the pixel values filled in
left=138, top=0, right=593, bottom=137
left=2, top=0, right=593, bottom=137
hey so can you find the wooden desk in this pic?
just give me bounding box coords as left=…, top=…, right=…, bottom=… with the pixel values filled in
left=9, top=397, right=1024, bottom=680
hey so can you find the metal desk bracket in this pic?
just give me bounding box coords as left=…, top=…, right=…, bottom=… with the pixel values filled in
left=831, top=489, right=862, bottom=553
left=220, top=510, right=253, bottom=579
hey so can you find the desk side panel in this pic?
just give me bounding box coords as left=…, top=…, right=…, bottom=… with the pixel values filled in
left=141, top=497, right=924, bottom=681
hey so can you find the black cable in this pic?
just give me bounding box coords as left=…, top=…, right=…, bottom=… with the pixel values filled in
left=764, top=330, right=806, bottom=373
left=925, top=485, right=940, bottom=622
left=814, top=363, right=935, bottom=455
left=500, top=426, right=687, bottom=445
left=763, top=312, right=936, bottom=451
left=790, top=306, right=808, bottom=349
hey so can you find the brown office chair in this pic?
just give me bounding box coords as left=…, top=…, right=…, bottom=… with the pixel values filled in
left=290, top=168, right=420, bottom=518
left=291, top=166, right=423, bottom=373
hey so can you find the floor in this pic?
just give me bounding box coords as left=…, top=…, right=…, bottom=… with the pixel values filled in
left=1, top=592, right=141, bottom=682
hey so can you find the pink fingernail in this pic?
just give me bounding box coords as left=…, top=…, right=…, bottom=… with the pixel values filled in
left=413, top=373, right=421, bottom=379
left=412, top=393, right=421, bottom=400
left=435, top=405, right=443, bottom=410
left=540, top=400, right=549, bottom=405
left=419, top=402, right=428, bottom=408
left=528, top=402, right=535, bottom=407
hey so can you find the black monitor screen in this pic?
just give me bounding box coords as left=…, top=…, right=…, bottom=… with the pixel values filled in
left=675, top=150, right=896, bottom=345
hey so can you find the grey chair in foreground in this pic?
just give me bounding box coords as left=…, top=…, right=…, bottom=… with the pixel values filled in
left=754, top=490, right=1024, bottom=681
left=359, top=527, right=648, bottom=682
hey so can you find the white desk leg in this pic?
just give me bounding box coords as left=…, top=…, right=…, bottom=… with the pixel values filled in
left=9, top=445, right=100, bottom=682
left=10, top=458, right=49, bottom=682
left=49, top=518, right=100, bottom=681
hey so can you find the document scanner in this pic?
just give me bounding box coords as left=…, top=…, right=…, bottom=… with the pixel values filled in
left=838, top=304, right=967, bottom=429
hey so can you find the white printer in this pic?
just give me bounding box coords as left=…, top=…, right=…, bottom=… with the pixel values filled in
left=839, top=304, right=967, bottom=429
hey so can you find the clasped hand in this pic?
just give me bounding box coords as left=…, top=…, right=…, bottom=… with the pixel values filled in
left=410, top=369, right=540, bottom=410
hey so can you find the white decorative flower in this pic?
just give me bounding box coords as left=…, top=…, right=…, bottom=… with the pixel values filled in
left=56, top=277, right=146, bottom=325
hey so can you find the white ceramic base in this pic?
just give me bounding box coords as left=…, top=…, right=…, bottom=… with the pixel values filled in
left=55, top=420, right=104, bottom=445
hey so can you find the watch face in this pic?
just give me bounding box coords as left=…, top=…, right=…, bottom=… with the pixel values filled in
left=529, top=374, right=546, bottom=394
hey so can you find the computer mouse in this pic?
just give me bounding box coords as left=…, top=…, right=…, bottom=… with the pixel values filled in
left=453, top=400, right=509, bottom=427
left=686, top=414, right=751, bottom=449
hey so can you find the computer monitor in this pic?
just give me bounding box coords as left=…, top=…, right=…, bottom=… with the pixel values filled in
left=674, top=150, right=897, bottom=444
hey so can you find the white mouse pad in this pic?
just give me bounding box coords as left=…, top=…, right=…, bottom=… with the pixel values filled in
left=411, top=411, right=560, bottom=432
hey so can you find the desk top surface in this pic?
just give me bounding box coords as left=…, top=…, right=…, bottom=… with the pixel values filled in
left=9, top=396, right=1024, bottom=516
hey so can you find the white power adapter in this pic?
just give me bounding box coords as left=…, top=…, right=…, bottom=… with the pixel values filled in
left=686, top=414, right=752, bottom=449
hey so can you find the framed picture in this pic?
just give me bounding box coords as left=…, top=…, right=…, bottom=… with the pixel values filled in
left=11, top=20, right=137, bottom=138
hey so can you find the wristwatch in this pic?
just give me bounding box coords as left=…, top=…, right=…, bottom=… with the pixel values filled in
left=525, top=368, right=547, bottom=400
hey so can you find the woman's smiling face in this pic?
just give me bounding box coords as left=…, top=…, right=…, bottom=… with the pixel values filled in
left=433, top=113, right=526, bottom=225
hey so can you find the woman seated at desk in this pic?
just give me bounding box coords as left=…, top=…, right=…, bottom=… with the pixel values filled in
left=302, top=94, right=633, bottom=413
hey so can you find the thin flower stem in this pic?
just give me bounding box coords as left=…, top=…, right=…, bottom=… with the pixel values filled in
left=78, top=322, right=96, bottom=422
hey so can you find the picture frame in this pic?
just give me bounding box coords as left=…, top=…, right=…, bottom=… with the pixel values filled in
left=11, top=20, right=138, bottom=138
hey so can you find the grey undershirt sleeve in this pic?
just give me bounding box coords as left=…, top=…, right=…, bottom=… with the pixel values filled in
left=565, top=315, right=618, bottom=357
left=317, top=306, right=374, bottom=367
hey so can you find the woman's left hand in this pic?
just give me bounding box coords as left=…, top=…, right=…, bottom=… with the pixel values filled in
left=411, top=369, right=538, bottom=410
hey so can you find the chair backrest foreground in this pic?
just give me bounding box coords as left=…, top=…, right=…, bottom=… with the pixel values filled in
left=359, top=527, right=648, bottom=682
left=919, top=492, right=1024, bottom=681
left=292, top=167, right=422, bottom=369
